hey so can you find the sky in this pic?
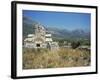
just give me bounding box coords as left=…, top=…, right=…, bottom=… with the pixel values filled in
left=23, top=10, right=91, bottom=31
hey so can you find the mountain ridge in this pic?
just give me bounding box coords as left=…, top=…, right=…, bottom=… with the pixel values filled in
left=23, top=16, right=90, bottom=40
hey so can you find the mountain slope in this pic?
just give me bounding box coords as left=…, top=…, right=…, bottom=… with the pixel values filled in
left=23, top=16, right=90, bottom=40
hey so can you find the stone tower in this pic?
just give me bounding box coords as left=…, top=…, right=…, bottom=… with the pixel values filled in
left=34, top=24, right=46, bottom=45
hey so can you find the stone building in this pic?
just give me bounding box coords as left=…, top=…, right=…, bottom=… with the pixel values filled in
left=24, top=24, right=59, bottom=50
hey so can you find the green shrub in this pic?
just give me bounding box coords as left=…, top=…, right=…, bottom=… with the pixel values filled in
left=71, top=41, right=80, bottom=49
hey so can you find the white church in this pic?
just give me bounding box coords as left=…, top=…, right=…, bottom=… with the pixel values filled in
left=24, top=23, right=59, bottom=50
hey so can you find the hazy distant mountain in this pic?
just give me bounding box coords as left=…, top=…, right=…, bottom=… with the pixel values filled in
left=46, top=27, right=90, bottom=40
left=23, top=16, right=90, bottom=40
left=23, top=16, right=37, bottom=39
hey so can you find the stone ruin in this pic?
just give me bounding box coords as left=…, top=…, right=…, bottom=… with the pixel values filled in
left=24, top=23, right=59, bottom=50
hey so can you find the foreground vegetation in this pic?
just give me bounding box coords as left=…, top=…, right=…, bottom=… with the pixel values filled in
left=23, top=47, right=90, bottom=69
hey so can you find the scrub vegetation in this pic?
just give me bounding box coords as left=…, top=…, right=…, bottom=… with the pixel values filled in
left=23, top=47, right=90, bottom=69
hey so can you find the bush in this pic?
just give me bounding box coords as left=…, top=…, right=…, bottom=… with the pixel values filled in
left=71, top=41, right=80, bottom=49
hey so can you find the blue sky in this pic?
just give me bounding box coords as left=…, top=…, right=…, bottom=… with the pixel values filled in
left=23, top=10, right=91, bottom=31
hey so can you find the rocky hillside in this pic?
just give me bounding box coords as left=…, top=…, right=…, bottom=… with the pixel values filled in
left=23, top=16, right=90, bottom=41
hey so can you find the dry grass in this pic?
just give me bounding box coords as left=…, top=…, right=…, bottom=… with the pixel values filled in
left=23, top=48, right=90, bottom=69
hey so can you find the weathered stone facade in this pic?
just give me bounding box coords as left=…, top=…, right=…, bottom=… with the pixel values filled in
left=24, top=24, right=59, bottom=50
